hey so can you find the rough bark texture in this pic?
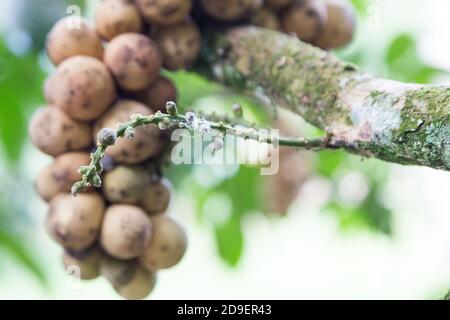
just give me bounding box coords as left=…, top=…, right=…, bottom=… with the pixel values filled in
left=200, top=27, right=450, bottom=171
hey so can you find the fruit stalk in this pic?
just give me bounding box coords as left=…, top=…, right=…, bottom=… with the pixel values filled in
left=72, top=102, right=344, bottom=195
left=199, top=26, right=450, bottom=171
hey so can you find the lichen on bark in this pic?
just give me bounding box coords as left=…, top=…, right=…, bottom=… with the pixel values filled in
left=199, top=27, right=450, bottom=171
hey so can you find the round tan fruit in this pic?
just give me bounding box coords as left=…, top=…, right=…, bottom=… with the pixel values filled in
left=34, top=164, right=61, bottom=203
left=201, top=0, right=263, bottom=21
left=52, top=152, right=91, bottom=192
left=250, top=7, right=281, bottom=30
left=95, top=0, right=144, bottom=40
left=281, top=0, right=328, bottom=44
left=94, top=100, right=162, bottom=164
left=46, top=17, right=104, bottom=65
left=139, top=177, right=172, bottom=216
left=153, top=19, right=201, bottom=71
left=100, top=256, right=156, bottom=300
left=100, top=205, right=152, bottom=260
left=136, top=0, right=192, bottom=26
left=46, top=193, right=105, bottom=251
left=63, top=246, right=102, bottom=280
left=29, top=107, right=92, bottom=156
left=129, top=76, right=177, bottom=113
left=316, top=0, right=356, bottom=50
left=104, top=33, right=162, bottom=91
left=103, top=165, right=149, bottom=204
left=140, top=215, right=187, bottom=270
left=44, top=56, right=116, bottom=121
left=265, top=0, right=292, bottom=9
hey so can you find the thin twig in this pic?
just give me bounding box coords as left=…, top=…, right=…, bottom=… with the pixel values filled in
left=72, top=102, right=342, bottom=195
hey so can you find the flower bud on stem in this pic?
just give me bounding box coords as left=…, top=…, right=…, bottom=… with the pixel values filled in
left=72, top=105, right=342, bottom=195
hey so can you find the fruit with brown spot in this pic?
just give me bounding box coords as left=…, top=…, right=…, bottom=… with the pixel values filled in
left=140, top=215, right=187, bottom=270
left=201, top=0, right=263, bottom=21
left=95, top=0, right=144, bottom=40
left=46, top=193, right=105, bottom=251
left=34, top=164, right=61, bottom=203
left=139, top=177, right=172, bottom=216
left=264, top=0, right=292, bottom=10
left=29, top=107, right=92, bottom=156
left=100, top=204, right=153, bottom=260
left=136, top=0, right=192, bottom=26
left=94, top=100, right=162, bottom=164
left=46, top=17, right=104, bottom=65
left=63, top=246, right=102, bottom=280
left=100, top=255, right=157, bottom=299
left=281, top=0, right=328, bottom=44
left=52, top=152, right=91, bottom=192
left=250, top=7, right=281, bottom=30
left=104, top=33, right=162, bottom=91
left=128, top=76, right=177, bottom=113
left=152, top=19, right=201, bottom=70
left=44, top=56, right=116, bottom=121
left=103, top=165, right=149, bottom=204
left=316, top=0, right=356, bottom=50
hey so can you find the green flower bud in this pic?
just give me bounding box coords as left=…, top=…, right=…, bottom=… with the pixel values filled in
left=97, top=128, right=116, bottom=146
left=92, top=174, right=102, bottom=188
left=71, top=181, right=84, bottom=196
left=77, top=165, right=91, bottom=176
left=166, top=101, right=178, bottom=116
left=125, top=127, right=135, bottom=140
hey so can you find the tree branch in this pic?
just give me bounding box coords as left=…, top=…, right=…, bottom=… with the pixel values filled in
left=72, top=104, right=339, bottom=195
left=199, top=26, right=450, bottom=171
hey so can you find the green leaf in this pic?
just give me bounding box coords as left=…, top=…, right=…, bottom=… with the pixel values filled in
left=315, top=150, right=347, bottom=177
left=350, top=0, right=370, bottom=15
left=0, top=230, right=47, bottom=286
left=385, top=33, right=444, bottom=83
left=359, top=188, right=392, bottom=234
left=324, top=185, right=392, bottom=235
left=166, top=70, right=271, bottom=126
left=0, top=40, right=44, bottom=163
left=214, top=216, right=244, bottom=267
left=165, top=70, right=222, bottom=110
left=194, top=165, right=263, bottom=265
left=212, top=166, right=264, bottom=220
left=386, top=33, right=415, bottom=65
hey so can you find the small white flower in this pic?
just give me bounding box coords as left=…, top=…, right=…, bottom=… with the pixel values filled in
left=258, top=132, right=267, bottom=143
left=185, top=112, right=199, bottom=130
left=213, top=136, right=224, bottom=151
left=131, top=113, right=144, bottom=120
left=198, top=117, right=211, bottom=135
left=159, top=122, right=169, bottom=130
left=125, top=127, right=135, bottom=140
left=96, top=128, right=116, bottom=146
left=166, top=101, right=178, bottom=115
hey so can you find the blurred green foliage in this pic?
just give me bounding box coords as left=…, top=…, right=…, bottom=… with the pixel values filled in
left=0, top=40, right=44, bottom=163
left=0, top=0, right=85, bottom=285
left=195, top=166, right=263, bottom=266
left=385, top=33, right=443, bottom=83
left=0, top=230, right=47, bottom=286
left=0, top=39, right=47, bottom=284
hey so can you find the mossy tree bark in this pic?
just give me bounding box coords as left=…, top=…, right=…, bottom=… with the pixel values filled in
left=198, top=27, right=450, bottom=171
